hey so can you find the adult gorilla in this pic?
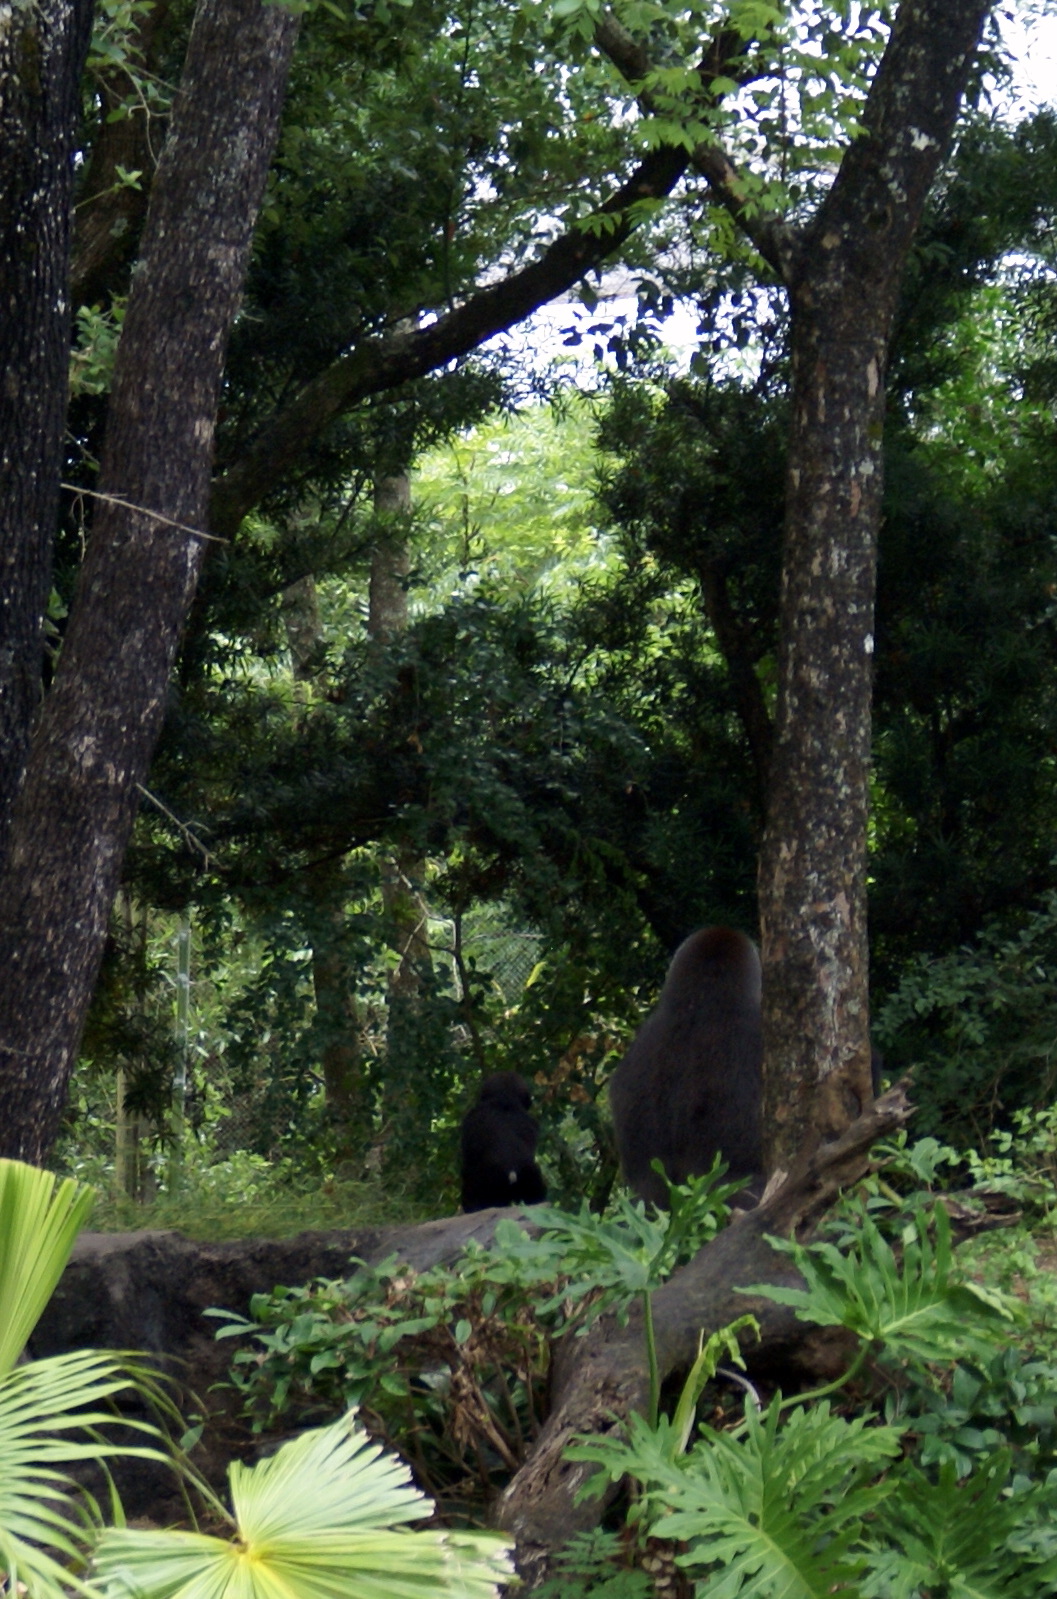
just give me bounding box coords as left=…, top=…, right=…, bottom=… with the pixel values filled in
left=610, top=927, right=883, bottom=1208
left=609, top=927, right=763, bottom=1208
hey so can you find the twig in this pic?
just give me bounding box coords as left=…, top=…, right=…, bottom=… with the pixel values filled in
left=136, top=785, right=216, bottom=866
left=61, top=483, right=229, bottom=544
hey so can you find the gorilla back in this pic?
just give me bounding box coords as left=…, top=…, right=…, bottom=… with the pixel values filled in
left=609, top=927, right=763, bottom=1208
left=460, top=1071, right=547, bottom=1213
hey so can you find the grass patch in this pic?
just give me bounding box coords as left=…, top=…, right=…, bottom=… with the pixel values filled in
left=59, top=1150, right=439, bottom=1241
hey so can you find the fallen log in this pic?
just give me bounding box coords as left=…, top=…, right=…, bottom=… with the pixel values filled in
left=28, top=1206, right=523, bottom=1520
left=495, top=1084, right=915, bottom=1584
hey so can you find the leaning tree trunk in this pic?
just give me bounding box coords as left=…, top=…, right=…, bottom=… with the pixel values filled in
left=0, top=0, right=94, bottom=863
left=757, top=0, right=992, bottom=1175
left=0, top=0, right=300, bottom=1164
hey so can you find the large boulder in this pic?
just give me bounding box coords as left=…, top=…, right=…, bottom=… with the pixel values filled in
left=29, top=1210, right=506, bottom=1521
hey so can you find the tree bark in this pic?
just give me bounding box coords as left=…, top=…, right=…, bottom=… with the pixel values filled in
left=0, top=0, right=94, bottom=863
left=0, top=0, right=300, bottom=1163
left=757, top=0, right=992, bottom=1172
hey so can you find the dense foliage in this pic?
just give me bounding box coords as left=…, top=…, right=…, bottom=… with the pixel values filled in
left=207, top=1146, right=1057, bottom=1595
left=49, top=2, right=1057, bottom=1196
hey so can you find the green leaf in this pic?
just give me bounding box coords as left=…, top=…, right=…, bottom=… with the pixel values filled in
left=669, top=1317, right=758, bottom=1457
left=570, top=1397, right=900, bottom=1598
left=94, top=1413, right=514, bottom=1599
left=868, top=1454, right=1057, bottom=1598
left=742, top=1203, right=1020, bottom=1367
left=0, top=1349, right=165, bottom=1599
left=0, top=1160, right=95, bottom=1373
left=659, top=1399, right=898, bottom=1597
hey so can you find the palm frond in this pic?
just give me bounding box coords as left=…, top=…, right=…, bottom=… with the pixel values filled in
left=94, top=1412, right=515, bottom=1599
left=0, top=1159, right=95, bottom=1373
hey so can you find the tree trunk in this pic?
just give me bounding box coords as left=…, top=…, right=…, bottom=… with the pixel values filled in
left=280, top=574, right=371, bottom=1147
left=71, top=0, right=173, bottom=309
left=0, top=0, right=300, bottom=1164
left=368, top=474, right=412, bottom=642
left=370, top=473, right=433, bottom=1000
left=757, top=0, right=992, bottom=1174
left=0, top=0, right=94, bottom=862
left=369, top=471, right=436, bottom=1148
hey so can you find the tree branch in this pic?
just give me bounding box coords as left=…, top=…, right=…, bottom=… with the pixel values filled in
left=814, top=0, right=992, bottom=268
left=209, top=143, right=690, bottom=536
left=592, top=7, right=798, bottom=281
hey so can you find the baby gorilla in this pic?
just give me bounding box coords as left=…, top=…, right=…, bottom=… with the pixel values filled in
left=460, top=1071, right=547, bottom=1213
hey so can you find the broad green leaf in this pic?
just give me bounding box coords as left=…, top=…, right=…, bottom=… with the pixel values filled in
left=94, top=1413, right=514, bottom=1599
left=742, top=1204, right=1020, bottom=1366
left=867, top=1454, right=1057, bottom=1599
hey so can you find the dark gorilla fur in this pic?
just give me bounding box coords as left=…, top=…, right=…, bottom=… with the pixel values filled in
left=460, top=1072, right=547, bottom=1213
left=610, top=928, right=763, bottom=1208
left=610, top=927, right=884, bottom=1208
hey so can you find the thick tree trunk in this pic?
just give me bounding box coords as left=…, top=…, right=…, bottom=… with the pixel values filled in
left=0, top=0, right=300, bottom=1163
left=757, top=0, right=992, bottom=1174
left=0, top=0, right=94, bottom=862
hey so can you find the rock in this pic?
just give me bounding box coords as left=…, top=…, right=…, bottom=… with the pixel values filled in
left=28, top=1209, right=507, bottom=1522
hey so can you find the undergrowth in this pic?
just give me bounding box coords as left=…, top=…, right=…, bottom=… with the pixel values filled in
left=60, top=1147, right=431, bottom=1239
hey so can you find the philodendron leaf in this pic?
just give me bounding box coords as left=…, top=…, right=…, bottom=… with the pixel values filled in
left=657, top=1398, right=901, bottom=1599
left=743, top=1203, right=1020, bottom=1365
left=865, top=1453, right=1057, bottom=1598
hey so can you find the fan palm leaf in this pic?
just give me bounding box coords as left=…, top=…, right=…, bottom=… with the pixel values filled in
left=95, top=1411, right=515, bottom=1599
left=0, top=1160, right=165, bottom=1599
left=0, top=1158, right=95, bottom=1374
